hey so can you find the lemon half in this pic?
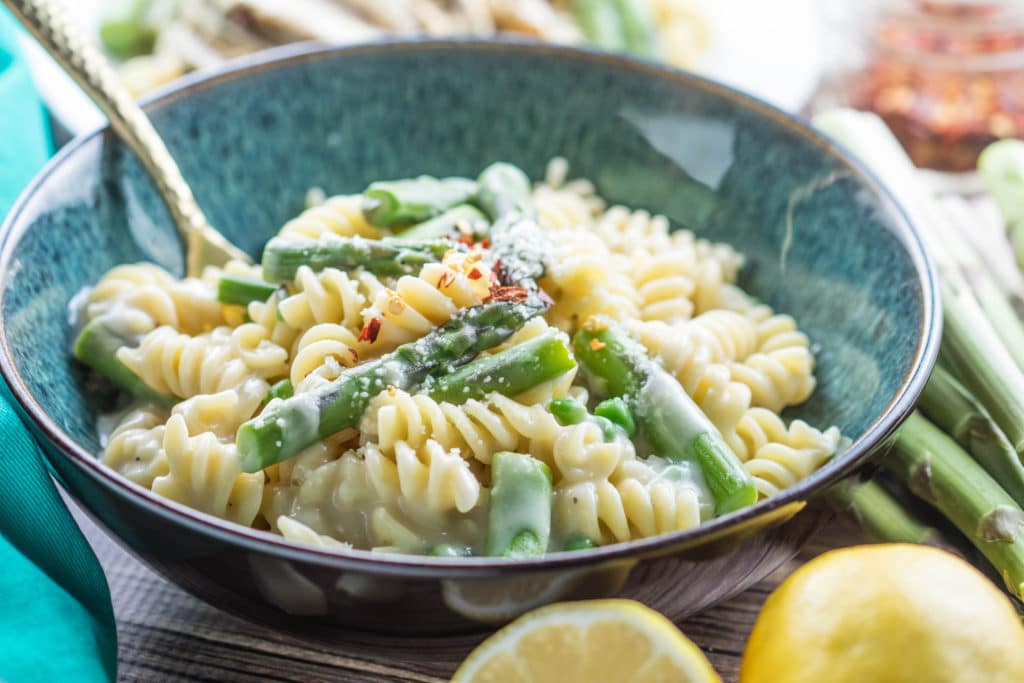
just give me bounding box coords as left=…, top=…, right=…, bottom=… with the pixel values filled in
left=451, top=599, right=720, bottom=683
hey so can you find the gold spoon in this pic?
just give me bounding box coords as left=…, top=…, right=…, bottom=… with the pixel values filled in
left=5, top=0, right=251, bottom=277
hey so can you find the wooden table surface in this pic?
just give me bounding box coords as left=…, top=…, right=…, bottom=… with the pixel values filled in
left=71, top=500, right=864, bottom=683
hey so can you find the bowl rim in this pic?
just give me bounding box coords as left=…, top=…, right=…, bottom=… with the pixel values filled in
left=0, top=37, right=941, bottom=578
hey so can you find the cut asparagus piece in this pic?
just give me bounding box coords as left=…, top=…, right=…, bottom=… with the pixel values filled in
left=217, top=275, right=278, bottom=306
left=73, top=317, right=173, bottom=407
left=399, top=205, right=489, bottom=241
left=573, top=317, right=757, bottom=515
left=919, top=364, right=1024, bottom=507
left=261, top=236, right=453, bottom=282
left=885, top=412, right=1024, bottom=598
left=99, top=0, right=159, bottom=58
left=266, top=379, right=294, bottom=402
left=424, top=330, right=576, bottom=404
left=563, top=536, right=598, bottom=551
left=827, top=478, right=942, bottom=545
left=475, top=162, right=535, bottom=221
left=485, top=451, right=553, bottom=558
left=236, top=299, right=546, bottom=472
left=595, top=397, right=636, bottom=437
left=613, top=0, right=657, bottom=56
left=362, top=176, right=477, bottom=227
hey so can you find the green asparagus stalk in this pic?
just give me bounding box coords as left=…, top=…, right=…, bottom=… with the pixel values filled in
left=919, top=364, right=1024, bottom=507
left=362, top=176, right=477, bottom=227
left=398, top=205, right=489, bottom=241
left=573, top=0, right=657, bottom=56
left=260, top=236, right=453, bottom=282
left=885, top=412, right=1024, bottom=598
left=573, top=317, right=757, bottom=515
left=73, top=317, right=173, bottom=407
left=827, top=478, right=942, bottom=545
left=236, top=299, right=546, bottom=472
left=266, top=379, right=294, bottom=402
left=816, top=109, right=1024, bottom=455
left=217, top=275, right=278, bottom=306
left=573, top=0, right=626, bottom=50
left=99, top=0, right=160, bottom=59
left=423, top=330, right=576, bottom=404
left=978, top=140, right=1024, bottom=271
left=485, top=451, right=553, bottom=558
left=475, top=163, right=535, bottom=221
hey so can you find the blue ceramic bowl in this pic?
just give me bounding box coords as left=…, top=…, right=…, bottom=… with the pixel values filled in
left=0, top=40, right=939, bottom=634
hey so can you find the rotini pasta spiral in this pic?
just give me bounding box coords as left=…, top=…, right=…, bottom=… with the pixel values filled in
left=290, top=323, right=361, bottom=388
left=170, top=381, right=267, bottom=440
left=361, top=389, right=563, bottom=467
left=278, top=265, right=367, bottom=332
left=554, top=456, right=707, bottom=545
left=246, top=291, right=301, bottom=351
left=87, top=263, right=225, bottom=334
left=357, top=251, right=493, bottom=355
left=738, top=408, right=841, bottom=497
left=386, top=440, right=482, bottom=518
left=152, top=414, right=264, bottom=525
left=728, top=311, right=816, bottom=412
left=101, top=407, right=169, bottom=488
left=541, top=228, right=639, bottom=330
left=276, top=194, right=386, bottom=241
left=118, top=326, right=284, bottom=399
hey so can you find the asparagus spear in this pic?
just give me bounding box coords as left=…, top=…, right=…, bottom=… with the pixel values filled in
left=475, top=163, right=535, bottom=221
left=398, top=205, right=489, bottom=241
left=573, top=317, right=757, bottom=515
left=816, top=110, right=1024, bottom=455
left=919, top=364, right=1024, bottom=507
left=99, top=0, right=159, bottom=59
left=362, top=176, right=477, bottom=227
left=885, top=412, right=1024, bottom=598
left=423, top=330, right=576, bottom=404
left=485, top=451, right=553, bottom=558
left=217, top=275, right=278, bottom=306
left=236, top=299, right=546, bottom=472
left=266, top=379, right=294, bottom=402
left=73, top=317, right=173, bottom=407
left=978, top=140, right=1024, bottom=271
left=573, top=0, right=626, bottom=51
left=260, top=236, right=453, bottom=282
left=827, top=478, right=942, bottom=545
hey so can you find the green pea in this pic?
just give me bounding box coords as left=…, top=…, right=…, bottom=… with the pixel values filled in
left=595, top=397, right=636, bottom=437
left=549, top=397, right=588, bottom=426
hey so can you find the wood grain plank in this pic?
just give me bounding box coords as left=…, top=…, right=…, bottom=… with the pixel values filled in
left=71, top=501, right=862, bottom=683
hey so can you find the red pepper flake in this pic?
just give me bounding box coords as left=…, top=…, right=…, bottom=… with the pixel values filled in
left=436, top=271, right=456, bottom=289
left=348, top=347, right=360, bottom=363
left=491, top=257, right=503, bottom=277
left=589, top=338, right=607, bottom=351
left=456, top=234, right=475, bottom=247
left=468, top=267, right=484, bottom=280
left=485, top=283, right=529, bottom=303
left=359, top=317, right=382, bottom=343
left=480, top=237, right=491, bottom=249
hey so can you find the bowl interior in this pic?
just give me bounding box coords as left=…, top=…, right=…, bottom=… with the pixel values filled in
left=0, top=41, right=935, bottom=555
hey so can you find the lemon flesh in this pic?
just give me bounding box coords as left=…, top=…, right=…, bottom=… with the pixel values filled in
left=740, top=544, right=1024, bottom=683
left=451, top=599, right=721, bottom=683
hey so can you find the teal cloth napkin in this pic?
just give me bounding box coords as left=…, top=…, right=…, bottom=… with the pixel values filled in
left=0, top=10, right=117, bottom=683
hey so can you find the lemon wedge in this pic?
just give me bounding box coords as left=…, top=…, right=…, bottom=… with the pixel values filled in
left=451, top=599, right=721, bottom=683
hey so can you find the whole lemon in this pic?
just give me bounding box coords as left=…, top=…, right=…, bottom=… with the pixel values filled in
left=740, top=544, right=1024, bottom=683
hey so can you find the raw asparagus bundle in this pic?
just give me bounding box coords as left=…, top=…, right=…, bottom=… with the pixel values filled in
left=979, top=140, right=1024, bottom=272
left=827, top=477, right=942, bottom=546
left=885, top=412, right=1024, bottom=599
left=573, top=316, right=758, bottom=515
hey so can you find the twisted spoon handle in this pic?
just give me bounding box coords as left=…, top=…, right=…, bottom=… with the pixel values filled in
left=4, top=0, right=251, bottom=276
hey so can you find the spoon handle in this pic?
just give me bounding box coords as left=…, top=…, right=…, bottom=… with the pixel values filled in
left=4, top=0, right=251, bottom=275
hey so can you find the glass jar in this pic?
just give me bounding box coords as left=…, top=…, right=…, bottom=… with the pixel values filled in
left=817, top=0, right=1024, bottom=172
